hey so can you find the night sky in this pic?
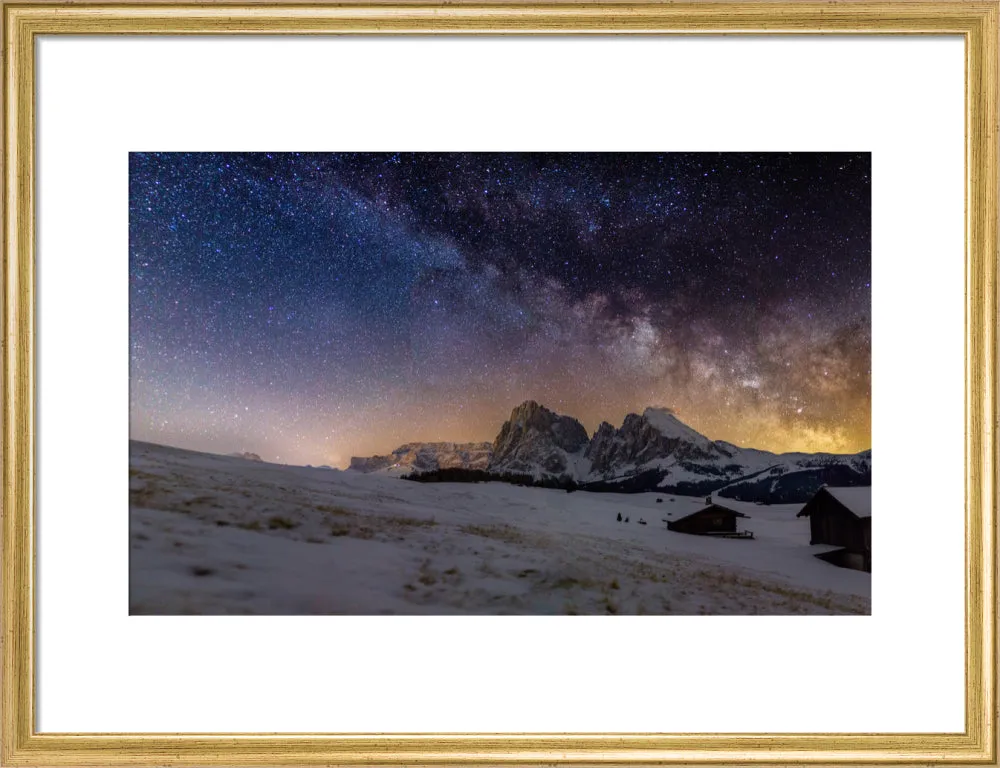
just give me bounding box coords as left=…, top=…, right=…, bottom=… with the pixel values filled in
left=130, top=152, right=870, bottom=467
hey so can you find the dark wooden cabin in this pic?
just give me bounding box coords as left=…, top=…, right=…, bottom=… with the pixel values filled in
left=667, top=503, right=747, bottom=535
left=797, top=486, right=871, bottom=572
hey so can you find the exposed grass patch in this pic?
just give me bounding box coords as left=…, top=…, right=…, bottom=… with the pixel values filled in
left=549, top=573, right=601, bottom=591
left=382, top=514, right=436, bottom=529
left=691, top=567, right=860, bottom=613
left=417, top=559, right=438, bottom=586
left=267, top=515, right=299, bottom=530
left=632, top=563, right=671, bottom=584
left=129, top=486, right=157, bottom=506
left=440, top=565, right=463, bottom=585
left=183, top=495, right=222, bottom=509
left=238, top=520, right=262, bottom=531
left=553, top=576, right=581, bottom=589
left=316, top=504, right=353, bottom=516
left=610, top=578, right=620, bottom=590
left=460, top=523, right=527, bottom=546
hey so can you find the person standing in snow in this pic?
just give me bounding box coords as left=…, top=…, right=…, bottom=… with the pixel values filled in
left=617, top=512, right=622, bottom=522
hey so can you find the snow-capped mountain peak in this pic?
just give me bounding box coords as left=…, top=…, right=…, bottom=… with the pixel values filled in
left=642, top=407, right=713, bottom=447
left=584, top=407, right=721, bottom=476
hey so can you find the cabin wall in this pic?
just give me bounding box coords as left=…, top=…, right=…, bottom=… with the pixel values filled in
left=668, top=507, right=739, bottom=534
left=808, top=498, right=871, bottom=572
left=809, top=505, right=864, bottom=551
left=863, top=519, right=871, bottom=571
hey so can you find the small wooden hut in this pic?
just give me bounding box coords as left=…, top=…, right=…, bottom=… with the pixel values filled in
left=666, top=502, right=748, bottom=536
left=797, top=486, right=871, bottom=572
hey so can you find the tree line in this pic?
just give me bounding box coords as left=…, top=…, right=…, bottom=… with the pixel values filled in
left=401, top=467, right=581, bottom=492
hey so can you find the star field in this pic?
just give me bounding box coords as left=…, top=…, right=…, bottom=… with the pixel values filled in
left=130, top=152, right=871, bottom=466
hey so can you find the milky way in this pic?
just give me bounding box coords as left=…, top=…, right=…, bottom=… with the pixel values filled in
left=130, top=152, right=870, bottom=466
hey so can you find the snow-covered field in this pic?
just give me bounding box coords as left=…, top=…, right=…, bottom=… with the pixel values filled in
left=129, top=441, right=871, bottom=615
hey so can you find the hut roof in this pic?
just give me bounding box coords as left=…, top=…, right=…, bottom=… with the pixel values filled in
left=825, top=486, right=871, bottom=518
left=798, top=486, right=872, bottom=519
left=673, top=503, right=747, bottom=523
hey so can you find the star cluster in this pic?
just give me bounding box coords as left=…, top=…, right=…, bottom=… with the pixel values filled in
left=130, top=152, right=870, bottom=466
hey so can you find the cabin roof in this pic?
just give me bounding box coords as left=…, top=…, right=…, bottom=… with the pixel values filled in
left=674, top=503, right=747, bottom=522
left=798, top=486, right=872, bottom=519
left=825, top=486, right=872, bottom=519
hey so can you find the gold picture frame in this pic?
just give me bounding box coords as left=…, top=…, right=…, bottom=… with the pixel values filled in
left=2, top=3, right=996, bottom=764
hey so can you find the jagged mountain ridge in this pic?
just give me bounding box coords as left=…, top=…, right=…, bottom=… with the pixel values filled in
left=348, top=401, right=871, bottom=503
left=348, top=441, right=493, bottom=475
left=584, top=407, right=720, bottom=475
left=490, top=400, right=590, bottom=477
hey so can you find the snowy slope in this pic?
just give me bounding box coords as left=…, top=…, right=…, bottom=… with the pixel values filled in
left=130, top=440, right=870, bottom=615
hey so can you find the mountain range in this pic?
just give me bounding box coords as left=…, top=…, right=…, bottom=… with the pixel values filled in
left=349, top=442, right=493, bottom=474
left=348, top=400, right=871, bottom=503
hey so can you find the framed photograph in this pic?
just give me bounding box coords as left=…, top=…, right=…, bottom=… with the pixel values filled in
left=2, top=1, right=996, bottom=764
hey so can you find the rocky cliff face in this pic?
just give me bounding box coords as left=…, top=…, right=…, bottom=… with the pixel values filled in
left=585, top=408, right=722, bottom=476
left=489, top=400, right=590, bottom=478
